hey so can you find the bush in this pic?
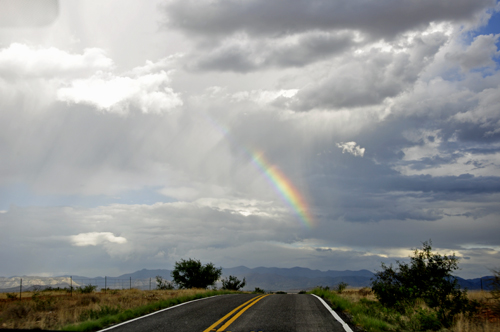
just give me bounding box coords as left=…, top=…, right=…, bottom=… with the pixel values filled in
left=6, top=293, right=18, bottom=299
left=171, top=258, right=222, bottom=289
left=371, top=240, right=476, bottom=328
left=253, top=287, right=265, bottom=294
left=298, top=290, right=307, bottom=294
left=221, top=275, right=246, bottom=291
left=77, top=284, right=97, bottom=294
left=334, top=282, right=348, bottom=294
left=155, top=276, right=174, bottom=290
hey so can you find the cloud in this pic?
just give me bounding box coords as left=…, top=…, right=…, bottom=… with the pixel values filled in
left=0, top=43, right=183, bottom=115
left=0, top=0, right=59, bottom=27
left=446, top=34, right=500, bottom=71
left=290, top=29, right=449, bottom=110
left=162, top=0, right=488, bottom=73
left=0, top=43, right=113, bottom=79
left=191, top=30, right=359, bottom=72
left=336, top=142, right=365, bottom=157
left=57, top=70, right=183, bottom=114
left=162, top=0, right=493, bottom=39
left=1, top=199, right=499, bottom=278
left=70, top=232, right=127, bottom=246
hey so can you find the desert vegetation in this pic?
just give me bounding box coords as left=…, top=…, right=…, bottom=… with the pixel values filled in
left=312, top=241, right=500, bottom=332
left=312, top=287, right=499, bottom=332
left=0, top=258, right=239, bottom=330
left=0, top=286, right=235, bottom=330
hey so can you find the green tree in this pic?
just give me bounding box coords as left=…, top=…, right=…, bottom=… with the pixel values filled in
left=171, top=258, right=222, bottom=289
left=221, top=275, right=246, bottom=290
left=371, top=240, right=476, bottom=327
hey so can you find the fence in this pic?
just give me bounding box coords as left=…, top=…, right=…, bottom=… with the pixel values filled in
left=0, top=276, right=170, bottom=298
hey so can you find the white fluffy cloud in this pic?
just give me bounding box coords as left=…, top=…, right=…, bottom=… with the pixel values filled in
left=0, top=43, right=113, bottom=78
left=70, top=232, right=127, bottom=246
left=57, top=70, right=183, bottom=114
left=0, top=43, right=183, bottom=115
left=446, top=34, right=500, bottom=71
left=336, top=142, right=365, bottom=157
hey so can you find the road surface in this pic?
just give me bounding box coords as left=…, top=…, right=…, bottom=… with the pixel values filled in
left=99, top=293, right=352, bottom=332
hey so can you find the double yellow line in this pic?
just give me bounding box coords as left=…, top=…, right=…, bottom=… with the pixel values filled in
left=203, top=294, right=270, bottom=332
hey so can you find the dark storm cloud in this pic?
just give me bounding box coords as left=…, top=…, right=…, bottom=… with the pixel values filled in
left=162, top=0, right=493, bottom=39
left=194, top=31, right=357, bottom=72
left=291, top=31, right=449, bottom=110
left=309, top=163, right=500, bottom=223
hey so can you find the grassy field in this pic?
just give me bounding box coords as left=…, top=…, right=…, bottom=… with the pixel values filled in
left=312, top=287, right=500, bottom=332
left=0, top=288, right=236, bottom=331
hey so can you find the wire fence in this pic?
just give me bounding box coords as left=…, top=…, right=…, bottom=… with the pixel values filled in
left=0, top=276, right=169, bottom=298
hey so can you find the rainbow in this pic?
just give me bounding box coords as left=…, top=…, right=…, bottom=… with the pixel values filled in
left=251, top=151, right=314, bottom=228
left=203, top=114, right=314, bottom=228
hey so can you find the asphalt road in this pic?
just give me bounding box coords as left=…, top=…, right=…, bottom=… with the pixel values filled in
left=99, top=294, right=351, bottom=332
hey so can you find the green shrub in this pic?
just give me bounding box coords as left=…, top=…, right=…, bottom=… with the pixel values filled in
left=6, top=293, right=18, bottom=299
left=221, top=275, right=246, bottom=291
left=275, top=291, right=287, bottom=294
left=77, top=284, right=97, bottom=294
left=414, top=309, right=442, bottom=331
left=371, top=240, right=477, bottom=327
left=298, top=290, right=307, bottom=294
left=334, top=282, right=348, bottom=294
left=253, top=287, right=265, bottom=294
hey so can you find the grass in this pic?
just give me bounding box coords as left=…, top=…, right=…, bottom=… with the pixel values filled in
left=311, top=287, right=500, bottom=332
left=0, top=288, right=237, bottom=331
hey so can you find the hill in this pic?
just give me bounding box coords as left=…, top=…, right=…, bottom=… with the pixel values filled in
left=1, top=267, right=494, bottom=292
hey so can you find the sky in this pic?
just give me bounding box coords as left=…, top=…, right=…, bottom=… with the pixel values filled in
left=0, top=0, right=499, bottom=279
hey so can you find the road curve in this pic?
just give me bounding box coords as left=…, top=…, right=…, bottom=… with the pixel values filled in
left=98, top=294, right=350, bottom=332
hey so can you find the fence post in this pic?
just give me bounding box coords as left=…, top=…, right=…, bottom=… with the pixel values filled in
left=105, top=276, right=107, bottom=294
left=130, top=277, right=131, bottom=290
left=150, top=278, right=151, bottom=291
left=20, top=278, right=22, bottom=300
left=71, top=276, right=72, bottom=297
left=481, top=277, right=483, bottom=291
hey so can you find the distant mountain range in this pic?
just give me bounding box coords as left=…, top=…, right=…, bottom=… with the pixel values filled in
left=1, top=267, right=494, bottom=292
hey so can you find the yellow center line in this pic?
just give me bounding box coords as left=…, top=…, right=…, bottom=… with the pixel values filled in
left=216, top=294, right=270, bottom=332
left=203, top=295, right=266, bottom=332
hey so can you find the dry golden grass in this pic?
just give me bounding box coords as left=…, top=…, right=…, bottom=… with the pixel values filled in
left=0, top=288, right=215, bottom=330
left=0, top=290, right=66, bottom=300
left=452, top=290, right=500, bottom=332
left=452, top=313, right=500, bottom=332
left=337, top=287, right=377, bottom=302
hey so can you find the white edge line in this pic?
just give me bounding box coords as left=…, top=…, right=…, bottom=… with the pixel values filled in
left=311, top=294, right=354, bottom=332
left=97, top=294, right=221, bottom=332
